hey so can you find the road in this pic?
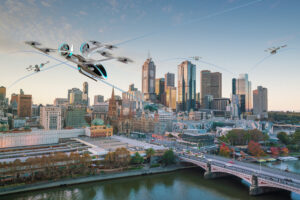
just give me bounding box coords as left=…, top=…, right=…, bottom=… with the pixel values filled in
left=133, top=135, right=300, bottom=191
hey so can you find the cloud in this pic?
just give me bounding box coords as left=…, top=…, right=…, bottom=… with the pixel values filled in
left=106, top=0, right=119, bottom=13
left=173, top=13, right=184, bottom=25
left=120, top=14, right=126, bottom=21
left=79, top=10, right=87, bottom=16
left=41, top=1, right=51, bottom=7
left=162, top=5, right=172, bottom=13
left=0, top=0, right=84, bottom=53
left=270, top=0, right=281, bottom=9
left=227, top=0, right=236, bottom=3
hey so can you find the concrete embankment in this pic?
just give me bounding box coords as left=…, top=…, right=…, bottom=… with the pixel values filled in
left=0, top=165, right=193, bottom=196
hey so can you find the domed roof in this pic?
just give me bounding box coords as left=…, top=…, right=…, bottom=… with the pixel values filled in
left=91, top=118, right=104, bottom=126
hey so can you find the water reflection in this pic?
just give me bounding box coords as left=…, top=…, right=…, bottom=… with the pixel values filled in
left=2, top=168, right=296, bottom=200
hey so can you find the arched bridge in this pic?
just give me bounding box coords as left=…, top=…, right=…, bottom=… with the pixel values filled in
left=179, top=154, right=300, bottom=196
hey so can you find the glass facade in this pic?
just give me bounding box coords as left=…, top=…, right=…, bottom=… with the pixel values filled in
left=178, top=61, right=196, bottom=111
left=235, top=74, right=252, bottom=112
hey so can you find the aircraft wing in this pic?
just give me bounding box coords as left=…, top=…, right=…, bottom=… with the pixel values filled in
left=85, top=57, right=114, bottom=65
left=90, top=40, right=102, bottom=47
left=39, top=48, right=57, bottom=54
left=25, top=41, right=41, bottom=46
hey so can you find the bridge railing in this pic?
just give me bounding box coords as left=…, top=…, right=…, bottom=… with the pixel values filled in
left=179, top=154, right=300, bottom=189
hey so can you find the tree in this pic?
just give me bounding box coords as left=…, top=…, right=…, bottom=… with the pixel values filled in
left=114, top=147, right=131, bottom=167
left=281, top=147, right=289, bottom=156
left=225, top=129, right=266, bottom=146
left=219, top=143, right=230, bottom=157
left=131, top=152, right=144, bottom=165
left=162, top=149, right=175, bottom=166
left=291, top=131, right=300, bottom=145
left=277, top=132, right=290, bottom=145
left=105, top=152, right=116, bottom=168
left=146, top=148, right=155, bottom=162
left=270, top=147, right=280, bottom=157
left=248, top=140, right=265, bottom=158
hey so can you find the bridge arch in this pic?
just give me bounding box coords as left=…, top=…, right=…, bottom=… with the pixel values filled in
left=209, top=168, right=252, bottom=184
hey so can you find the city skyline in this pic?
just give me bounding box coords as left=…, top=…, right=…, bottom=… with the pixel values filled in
left=1, top=0, right=300, bottom=111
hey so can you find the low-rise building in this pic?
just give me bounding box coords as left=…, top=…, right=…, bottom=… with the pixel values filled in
left=85, top=119, right=113, bottom=137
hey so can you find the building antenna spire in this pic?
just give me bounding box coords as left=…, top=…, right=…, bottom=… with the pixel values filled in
left=147, top=50, right=151, bottom=59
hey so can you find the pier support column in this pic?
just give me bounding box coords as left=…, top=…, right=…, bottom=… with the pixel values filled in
left=249, top=175, right=281, bottom=196
left=203, top=162, right=228, bottom=179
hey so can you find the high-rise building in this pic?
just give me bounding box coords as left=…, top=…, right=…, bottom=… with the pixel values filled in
left=65, top=107, right=88, bottom=128
left=200, top=70, right=222, bottom=105
left=69, top=88, right=83, bottom=105
left=122, top=84, right=144, bottom=111
left=17, top=90, right=32, bottom=118
left=229, top=94, right=240, bottom=119
left=0, top=86, right=6, bottom=101
left=142, top=58, right=156, bottom=102
left=94, top=95, right=104, bottom=105
left=92, top=102, right=109, bottom=120
left=31, top=104, right=41, bottom=117
left=10, top=93, right=18, bottom=105
left=40, top=106, right=62, bottom=130
left=232, top=78, right=236, bottom=95
left=155, top=78, right=165, bottom=104
left=164, top=72, right=175, bottom=90
left=54, top=98, right=68, bottom=107
left=211, top=98, right=231, bottom=111
left=177, top=60, right=196, bottom=112
left=129, top=84, right=137, bottom=91
left=165, top=86, right=177, bottom=111
left=234, top=74, right=252, bottom=113
left=253, top=86, right=268, bottom=118
left=82, top=82, right=89, bottom=106
left=203, top=95, right=213, bottom=109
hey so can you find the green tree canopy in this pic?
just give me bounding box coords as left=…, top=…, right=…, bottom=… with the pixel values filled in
left=225, top=129, right=267, bottom=146
left=146, top=148, right=155, bottom=159
left=131, top=152, right=144, bottom=165
left=162, top=149, right=175, bottom=166
left=277, top=132, right=290, bottom=145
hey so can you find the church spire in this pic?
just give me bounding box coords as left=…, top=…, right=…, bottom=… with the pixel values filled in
left=111, top=87, right=115, bottom=100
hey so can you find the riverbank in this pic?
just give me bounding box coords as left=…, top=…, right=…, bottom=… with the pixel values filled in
left=0, top=164, right=194, bottom=197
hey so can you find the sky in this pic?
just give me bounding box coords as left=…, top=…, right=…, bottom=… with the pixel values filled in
left=0, top=0, right=300, bottom=111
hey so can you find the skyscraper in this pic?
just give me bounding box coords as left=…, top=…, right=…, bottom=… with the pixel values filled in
left=0, top=86, right=6, bottom=101
left=165, top=86, right=176, bottom=111
left=94, top=95, right=104, bottom=105
left=142, top=58, right=156, bottom=102
left=253, top=86, right=268, bottom=118
left=155, top=78, right=165, bottom=104
left=122, top=84, right=144, bottom=111
left=54, top=98, right=68, bottom=107
left=69, top=88, right=83, bottom=105
left=232, top=78, right=236, bottom=95
left=200, top=70, right=222, bottom=105
left=234, top=74, right=252, bottom=113
left=164, top=72, right=175, bottom=90
left=82, top=82, right=89, bottom=106
left=17, top=93, right=32, bottom=118
left=177, top=60, right=196, bottom=111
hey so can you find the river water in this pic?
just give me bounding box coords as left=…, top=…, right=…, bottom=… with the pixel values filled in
left=3, top=164, right=300, bottom=200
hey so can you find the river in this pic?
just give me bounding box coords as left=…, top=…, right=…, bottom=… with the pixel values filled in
left=264, top=160, right=300, bottom=174
left=2, top=166, right=300, bottom=200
